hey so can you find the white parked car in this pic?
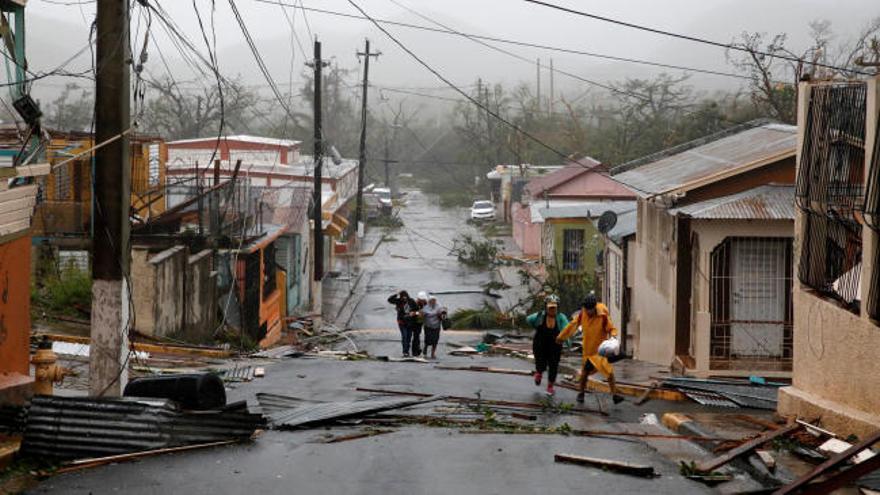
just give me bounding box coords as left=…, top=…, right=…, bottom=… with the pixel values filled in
left=374, top=187, right=393, bottom=209
left=470, top=200, right=496, bottom=221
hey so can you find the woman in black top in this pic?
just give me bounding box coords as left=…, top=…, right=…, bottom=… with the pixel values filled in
left=388, top=290, right=421, bottom=357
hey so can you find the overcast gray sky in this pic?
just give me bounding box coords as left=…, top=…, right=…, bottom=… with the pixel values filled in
left=22, top=0, right=880, bottom=113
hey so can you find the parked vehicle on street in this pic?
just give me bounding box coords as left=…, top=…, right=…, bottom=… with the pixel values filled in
left=470, top=200, right=496, bottom=221
left=374, top=187, right=393, bottom=215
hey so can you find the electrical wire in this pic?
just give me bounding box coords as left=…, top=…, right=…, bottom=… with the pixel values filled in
left=343, top=0, right=573, bottom=166
left=249, top=0, right=757, bottom=82
left=522, top=0, right=869, bottom=76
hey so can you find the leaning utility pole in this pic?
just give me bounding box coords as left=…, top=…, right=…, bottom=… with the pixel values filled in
left=310, top=40, right=329, bottom=283
left=91, top=0, right=131, bottom=396
left=354, top=39, right=380, bottom=264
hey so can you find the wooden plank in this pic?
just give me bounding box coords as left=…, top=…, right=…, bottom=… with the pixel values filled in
left=51, top=440, right=238, bottom=475
left=554, top=453, right=656, bottom=477
left=36, top=333, right=233, bottom=359
left=696, top=423, right=802, bottom=473
left=0, top=184, right=37, bottom=203
left=756, top=450, right=776, bottom=471
left=775, top=429, right=880, bottom=495
left=0, top=162, right=51, bottom=179
left=0, top=205, right=34, bottom=226
left=0, top=219, right=30, bottom=237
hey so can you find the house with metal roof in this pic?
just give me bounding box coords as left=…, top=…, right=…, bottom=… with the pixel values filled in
left=511, top=159, right=636, bottom=259
left=612, top=121, right=798, bottom=377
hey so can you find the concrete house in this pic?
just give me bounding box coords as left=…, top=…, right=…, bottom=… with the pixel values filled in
left=778, top=79, right=880, bottom=438
left=614, top=121, right=799, bottom=377
left=512, top=159, right=635, bottom=257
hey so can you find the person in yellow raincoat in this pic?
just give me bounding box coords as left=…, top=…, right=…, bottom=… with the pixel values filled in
left=556, top=292, right=624, bottom=405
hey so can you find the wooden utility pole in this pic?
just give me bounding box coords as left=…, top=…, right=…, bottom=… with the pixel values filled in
left=310, top=40, right=329, bottom=282
left=536, top=58, right=541, bottom=109
left=355, top=39, right=380, bottom=246
left=91, top=0, right=131, bottom=396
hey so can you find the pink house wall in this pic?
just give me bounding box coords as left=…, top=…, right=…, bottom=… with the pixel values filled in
left=512, top=203, right=541, bottom=256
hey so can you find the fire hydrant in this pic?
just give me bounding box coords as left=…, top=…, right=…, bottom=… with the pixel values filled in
left=31, top=338, right=68, bottom=395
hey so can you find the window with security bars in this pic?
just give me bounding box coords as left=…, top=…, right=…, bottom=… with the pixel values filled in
left=796, top=82, right=867, bottom=308
left=562, top=229, right=584, bottom=271
left=866, top=112, right=880, bottom=320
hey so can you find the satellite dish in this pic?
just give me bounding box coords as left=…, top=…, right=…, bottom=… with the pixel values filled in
left=597, top=210, right=618, bottom=234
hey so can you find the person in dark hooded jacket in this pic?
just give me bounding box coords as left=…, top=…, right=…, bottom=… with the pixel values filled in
left=388, top=290, right=421, bottom=356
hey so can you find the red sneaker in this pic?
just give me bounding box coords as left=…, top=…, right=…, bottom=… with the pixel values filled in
left=546, top=383, right=555, bottom=396
left=534, top=372, right=543, bottom=386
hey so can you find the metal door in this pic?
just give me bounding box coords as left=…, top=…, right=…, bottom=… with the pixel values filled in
left=730, top=239, right=786, bottom=357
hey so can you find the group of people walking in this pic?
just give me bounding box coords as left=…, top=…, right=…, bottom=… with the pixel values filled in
left=388, top=290, right=448, bottom=359
left=526, top=292, right=623, bottom=403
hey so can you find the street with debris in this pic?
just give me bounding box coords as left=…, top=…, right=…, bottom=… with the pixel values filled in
left=16, top=191, right=845, bottom=494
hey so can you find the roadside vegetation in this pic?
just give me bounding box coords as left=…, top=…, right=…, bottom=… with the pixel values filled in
left=31, top=265, right=92, bottom=319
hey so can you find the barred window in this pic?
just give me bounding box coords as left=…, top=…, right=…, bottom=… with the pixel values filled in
left=796, top=82, right=866, bottom=309
left=562, top=229, right=584, bottom=271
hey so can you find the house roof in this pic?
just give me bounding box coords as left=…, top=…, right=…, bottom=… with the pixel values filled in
left=670, top=184, right=795, bottom=220
left=525, top=158, right=609, bottom=197
left=486, top=164, right=564, bottom=180
left=168, top=135, right=301, bottom=148
left=612, top=121, right=796, bottom=197
left=603, top=210, right=638, bottom=245
left=538, top=201, right=636, bottom=220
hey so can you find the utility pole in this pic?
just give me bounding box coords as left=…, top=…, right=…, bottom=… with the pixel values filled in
left=536, top=58, right=541, bottom=110
left=309, top=40, right=329, bottom=283
left=549, top=58, right=555, bottom=116
left=355, top=39, right=380, bottom=266
left=91, top=0, right=131, bottom=396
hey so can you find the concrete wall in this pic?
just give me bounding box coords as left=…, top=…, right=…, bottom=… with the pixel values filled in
left=185, top=249, right=217, bottom=343
left=631, top=199, right=677, bottom=366
left=778, top=78, right=880, bottom=438
left=151, top=246, right=187, bottom=338
left=133, top=245, right=218, bottom=343
left=690, top=219, right=793, bottom=378
left=512, top=203, right=541, bottom=256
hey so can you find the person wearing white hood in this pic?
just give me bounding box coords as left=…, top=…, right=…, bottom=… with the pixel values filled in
left=420, top=294, right=447, bottom=359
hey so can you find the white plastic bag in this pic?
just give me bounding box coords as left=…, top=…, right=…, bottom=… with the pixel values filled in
left=598, top=337, right=620, bottom=357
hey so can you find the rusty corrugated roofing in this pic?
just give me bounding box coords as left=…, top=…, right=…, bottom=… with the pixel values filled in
left=613, top=122, right=796, bottom=196
left=671, top=184, right=795, bottom=220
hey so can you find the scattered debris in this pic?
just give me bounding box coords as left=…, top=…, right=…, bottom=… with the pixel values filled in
left=776, top=430, right=880, bottom=495
left=694, top=423, right=802, bottom=473
left=319, top=429, right=392, bottom=444
left=253, top=367, right=266, bottom=378
left=634, top=382, right=658, bottom=406
left=511, top=412, right=537, bottom=421
left=49, top=440, right=239, bottom=475
left=797, top=419, right=838, bottom=439
left=554, top=453, right=656, bottom=477
left=662, top=377, right=780, bottom=410
left=267, top=395, right=440, bottom=429
left=756, top=450, right=776, bottom=471
left=819, top=438, right=877, bottom=464
left=447, top=346, right=480, bottom=356
left=434, top=365, right=533, bottom=376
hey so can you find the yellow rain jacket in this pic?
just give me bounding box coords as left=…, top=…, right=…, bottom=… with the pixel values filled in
left=556, top=303, right=618, bottom=378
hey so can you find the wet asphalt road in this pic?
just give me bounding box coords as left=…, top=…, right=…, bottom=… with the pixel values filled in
left=30, top=191, right=720, bottom=495
left=346, top=190, right=497, bottom=330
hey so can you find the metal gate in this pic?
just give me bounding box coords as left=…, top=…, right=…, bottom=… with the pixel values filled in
left=710, top=237, right=793, bottom=371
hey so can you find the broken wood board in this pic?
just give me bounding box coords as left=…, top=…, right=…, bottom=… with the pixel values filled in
left=320, top=430, right=391, bottom=444
left=695, top=423, right=801, bottom=473
left=554, top=453, right=656, bottom=477
left=559, top=378, right=685, bottom=402
left=756, top=450, right=776, bottom=471
left=36, top=333, right=233, bottom=359
left=818, top=438, right=876, bottom=464
left=434, top=365, right=533, bottom=376
left=270, top=396, right=441, bottom=429
left=50, top=440, right=238, bottom=475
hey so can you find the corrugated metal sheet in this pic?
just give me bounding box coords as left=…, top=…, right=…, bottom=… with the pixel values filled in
left=670, top=185, right=795, bottom=220
left=664, top=379, right=779, bottom=411
left=613, top=122, right=796, bottom=196
left=256, top=393, right=326, bottom=415
left=683, top=391, right=739, bottom=408
left=269, top=396, right=438, bottom=429
left=20, top=396, right=264, bottom=460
